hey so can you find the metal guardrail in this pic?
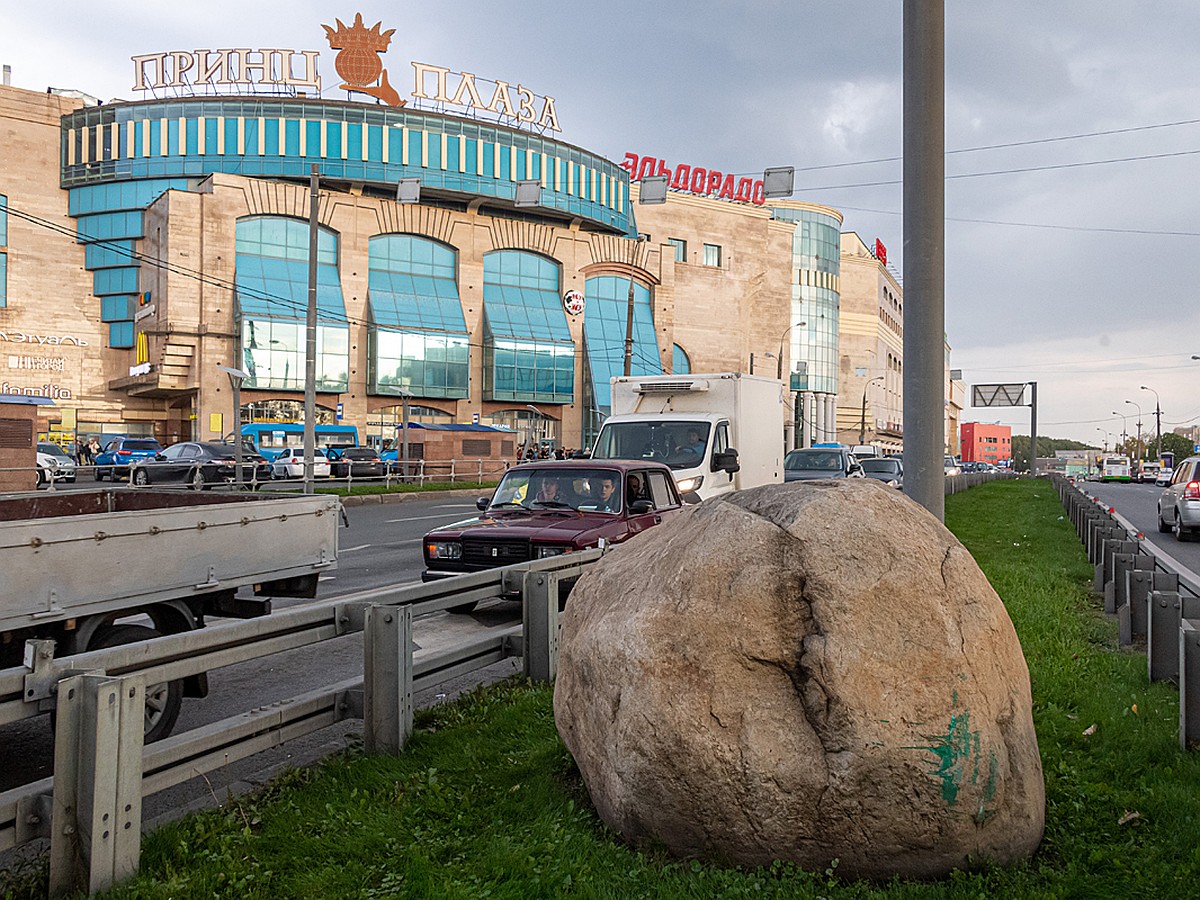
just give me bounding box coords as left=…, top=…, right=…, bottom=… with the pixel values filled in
left=1052, top=475, right=1200, bottom=752
left=11, top=458, right=512, bottom=493
left=944, top=470, right=1015, bottom=493
left=0, top=549, right=601, bottom=894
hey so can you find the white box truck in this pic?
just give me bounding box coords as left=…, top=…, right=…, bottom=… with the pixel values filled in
left=590, top=372, right=785, bottom=500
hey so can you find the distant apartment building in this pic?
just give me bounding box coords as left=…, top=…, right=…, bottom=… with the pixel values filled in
left=960, top=422, right=1012, bottom=465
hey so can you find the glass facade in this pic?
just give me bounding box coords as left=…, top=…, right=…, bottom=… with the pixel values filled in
left=581, top=275, right=661, bottom=413
left=481, top=251, right=574, bottom=403
left=235, top=216, right=349, bottom=392
left=771, top=207, right=842, bottom=396
left=368, top=235, right=469, bottom=398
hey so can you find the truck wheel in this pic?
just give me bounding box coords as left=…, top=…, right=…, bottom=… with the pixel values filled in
left=90, top=624, right=183, bottom=743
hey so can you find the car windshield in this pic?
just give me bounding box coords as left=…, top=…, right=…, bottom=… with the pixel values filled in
left=38, top=443, right=72, bottom=459
left=860, top=458, right=900, bottom=475
left=490, top=467, right=624, bottom=513
left=591, top=421, right=711, bottom=470
left=123, top=439, right=161, bottom=451
left=785, top=450, right=842, bottom=471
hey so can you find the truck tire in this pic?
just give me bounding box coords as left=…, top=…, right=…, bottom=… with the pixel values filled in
left=90, top=624, right=183, bottom=743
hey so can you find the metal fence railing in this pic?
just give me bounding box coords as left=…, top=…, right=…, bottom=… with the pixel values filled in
left=0, top=550, right=601, bottom=895
left=8, top=457, right=512, bottom=494
left=1052, top=474, right=1200, bottom=751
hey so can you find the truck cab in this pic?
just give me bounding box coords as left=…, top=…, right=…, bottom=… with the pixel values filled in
left=589, top=373, right=784, bottom=501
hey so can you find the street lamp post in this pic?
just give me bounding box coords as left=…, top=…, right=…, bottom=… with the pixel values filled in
left=217, top=366, right=250, bottom=487
left=859, top=376, right=884, bottom=444
left=523, top=404, right=545, bottom=461
left=774, top=321, right=807, bottom=381
left=1095, top=427, right=1109, bottom=453
left=1124, top=399, right=1143, bottom=462
left=1140, top=385, right=1162, bottom=460
left=1111, top=411, right=1128, bottom=454
left=395, top=387, right=413, bottom=479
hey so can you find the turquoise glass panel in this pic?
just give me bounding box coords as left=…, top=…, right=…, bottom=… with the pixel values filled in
left=582, top=275, right=661, bottom=411
left=108, top=321, right=134, bottom=348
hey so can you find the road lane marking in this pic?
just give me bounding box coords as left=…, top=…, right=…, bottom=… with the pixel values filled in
left=385, top=512, right=479, bottom=523
left=342, top=543, right=372, bottom=553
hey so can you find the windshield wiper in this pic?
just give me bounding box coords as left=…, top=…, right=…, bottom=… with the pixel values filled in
left=489, top=501, right=525, bottom=508
left=530, top=500, right=572, bottom=509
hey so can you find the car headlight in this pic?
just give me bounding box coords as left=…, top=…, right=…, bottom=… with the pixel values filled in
left=535, top=545, right=571, bottom=559
left=425, top=541, right=462, bottom=560
left=676, top=475, right=704, bottom=493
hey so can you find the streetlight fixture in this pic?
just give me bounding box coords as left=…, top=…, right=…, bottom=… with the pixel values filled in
left=1111, top=411, right=1128, bottom=452
left=217, top=365, right=250, bottom=487
left=775, top=321, right=807, bottom=381
left=860, top=376, right=885, bottom=444
left=1124, top=399, right=1143, bottom=462
left=1141, top=384, right=1162, bottom=460
left=1095, top=427, right=1109, bottom=453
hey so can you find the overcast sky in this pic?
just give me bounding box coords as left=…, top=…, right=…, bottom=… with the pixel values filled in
left=4, top=2, right=1199, bottom=448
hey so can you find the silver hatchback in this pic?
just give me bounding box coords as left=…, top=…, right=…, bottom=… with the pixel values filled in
left=1157, top=456, right=1200, bottom=541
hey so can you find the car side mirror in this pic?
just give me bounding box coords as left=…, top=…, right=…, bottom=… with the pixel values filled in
left=712, top=448, right=740, bottom=474
left=154, top=453, right=167, bottom=461
left=476, top=497, right=490, bottom=511
left=630, top=499, right=654, bottom=514
left=680, top=490, right=702, bottom=505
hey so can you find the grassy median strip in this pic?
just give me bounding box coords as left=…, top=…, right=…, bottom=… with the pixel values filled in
left=314, top=480, right=500, bottom=497
left=9, top=479, right=1200, bottom=898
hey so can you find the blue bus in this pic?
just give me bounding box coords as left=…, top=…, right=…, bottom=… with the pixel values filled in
left=239, top=423, right=359, bottom=460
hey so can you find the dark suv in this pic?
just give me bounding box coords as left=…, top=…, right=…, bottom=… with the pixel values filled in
left=93, top=436, right=164, bottom=481
left=422, top=459, right=684, bottom=610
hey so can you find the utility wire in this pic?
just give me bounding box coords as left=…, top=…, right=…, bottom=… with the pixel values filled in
left=793, top=117, right=1200, bottom=173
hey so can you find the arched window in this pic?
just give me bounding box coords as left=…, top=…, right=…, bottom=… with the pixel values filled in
left=672, top=343, right=691, bottom=375
left=235, top=216, right=349, bottom=392
left=481, top=250, right=574, bottom=403
left=581, top=274, right=661, bottom=415
left=367, top=235, right=469, bottom=399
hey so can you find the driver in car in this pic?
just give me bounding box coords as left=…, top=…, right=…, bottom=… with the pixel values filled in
left=533, top=476, right=563, bottom=504
left=595, top=475, right=620, bottom=512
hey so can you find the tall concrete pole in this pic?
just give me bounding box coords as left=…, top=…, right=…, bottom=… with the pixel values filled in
left=304, top=164, right=319, bottom=494
left=902, top=0, right=945, bottom=519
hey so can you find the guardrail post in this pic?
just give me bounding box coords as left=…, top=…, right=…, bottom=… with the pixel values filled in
left=363, top=604, right=413, bottom=754
left=1149, top=591, right=1182, bottom=683
left=48, top=673, right=144, bottom=898
left=1127, top=568, right=1154, bottom=642
left=1181, top=620, right=1200, bottom=749
left=522, top=570, right=560, bottom=682
left=1106, top=552, right=1134, bottom=614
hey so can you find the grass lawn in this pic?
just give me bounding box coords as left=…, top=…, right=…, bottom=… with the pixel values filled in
left=8, top=479, right=1200, bottom=898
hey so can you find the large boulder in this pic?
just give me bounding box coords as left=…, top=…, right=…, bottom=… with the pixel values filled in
left=553, top=479, right=1044, bottom=879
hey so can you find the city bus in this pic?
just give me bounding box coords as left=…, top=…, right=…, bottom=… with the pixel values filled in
left=1098, top=455, right=1132, bottom=482
left=239, top=424, right=359, bottom=460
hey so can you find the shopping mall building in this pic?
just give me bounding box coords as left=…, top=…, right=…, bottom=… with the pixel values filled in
left=0, top=19, right=920, bottom=455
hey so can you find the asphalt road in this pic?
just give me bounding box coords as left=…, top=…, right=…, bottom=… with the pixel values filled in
left=0, top=492, right=526, bottom=830
left=1076, top=479, right=1200, bottom=576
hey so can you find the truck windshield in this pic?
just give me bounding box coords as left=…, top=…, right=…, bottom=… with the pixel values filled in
left=591, top=422, right=711, bottom=470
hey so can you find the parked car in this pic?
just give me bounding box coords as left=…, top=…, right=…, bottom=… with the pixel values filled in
left=422, top=460, right=686, bottom=611
left=130, top=441, right=272, bottom=489
left=93, top=436, right=164, bottom=481
left=271, top=447, right=332, bottom=479
left=859, top=456, right=903, bottom=488
left=1156, top=468, right=1173, bottom=488
left=36, top=442, right=77, bottom=486
left=944, top=455, right=962, bottom=477
left=783, top=448, right=863, bottom=482
left=1139, top=464, right=1160, bottom=484
left=1157, top=456, right=1200, bottom=542
left=327, top=446, right=386, bottom=479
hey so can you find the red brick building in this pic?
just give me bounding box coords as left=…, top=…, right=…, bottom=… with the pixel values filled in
left=960, top=422, right=1011, bottom=465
